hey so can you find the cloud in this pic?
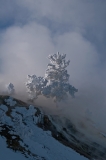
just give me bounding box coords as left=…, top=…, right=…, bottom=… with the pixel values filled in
left=0, top=22, right=54, bottom=74
left=55, top=32, right=99, bottom=85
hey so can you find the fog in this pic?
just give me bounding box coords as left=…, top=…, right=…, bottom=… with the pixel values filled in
left=0, top=0, right=106, bottom=141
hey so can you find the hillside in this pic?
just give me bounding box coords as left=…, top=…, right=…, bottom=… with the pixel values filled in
left=0, top=95, right=106, bottom=160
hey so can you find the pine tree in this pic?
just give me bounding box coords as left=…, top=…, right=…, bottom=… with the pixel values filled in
left=42, top=52, right=78, bottom=101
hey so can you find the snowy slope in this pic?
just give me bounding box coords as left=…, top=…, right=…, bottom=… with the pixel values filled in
left=0, top=130, right=87, bottom=160
left=0, top=96, right=88, bottom=160
left=0, top=136, right=28, bottom=160
left=0, top=95, right=106, bottom=160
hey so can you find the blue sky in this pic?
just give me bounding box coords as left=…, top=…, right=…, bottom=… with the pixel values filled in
left=0, top=0, right=106, bottom=133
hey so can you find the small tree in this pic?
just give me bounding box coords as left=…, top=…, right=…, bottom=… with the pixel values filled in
left=26, top=52, right=78, bottom=102
left=6, top=83, right=15, bottom=95
left=25, top=75, right=47, bottom=100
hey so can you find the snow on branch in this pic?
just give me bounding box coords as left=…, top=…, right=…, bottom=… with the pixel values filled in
left=45, top=52, right=70, bottom=83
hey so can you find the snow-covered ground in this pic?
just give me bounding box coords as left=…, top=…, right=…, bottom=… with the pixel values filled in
left=0, top=96, right=88, bottom=160
left=0, top=136, right=27, bottom=160
left=0, top=134, right=87, bottom=160
left=1, top=96, right=106, bottom=160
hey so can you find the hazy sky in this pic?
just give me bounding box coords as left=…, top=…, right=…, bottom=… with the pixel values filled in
left=0, top=0, right=106, bottom=134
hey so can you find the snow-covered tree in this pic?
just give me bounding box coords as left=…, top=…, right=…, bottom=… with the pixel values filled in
left=43, top=52, right=78, bottom=101
left=6, top=83, right=15, bottom=95
left=26, top=52, right=78, bottom=102
left=25, top=75, right=47, bottom=100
